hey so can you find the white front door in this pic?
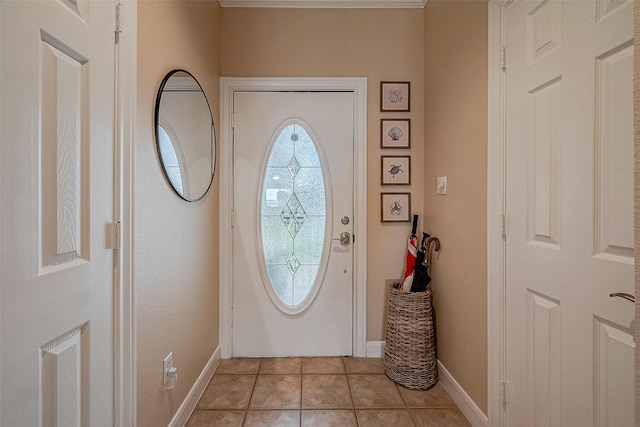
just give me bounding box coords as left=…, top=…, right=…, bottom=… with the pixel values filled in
left=1, top=1, right=116, bottom=425
left=232, top=91, right=354, bottom=357
left=505, top=0, right=634, bottom=425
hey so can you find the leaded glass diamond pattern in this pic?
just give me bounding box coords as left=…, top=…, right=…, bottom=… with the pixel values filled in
left=261, top=123, right=326, bottom=309
left=281, top=194, right=307, bottom=238
left=288, top=156, right=301, bottom=178
left=280, top=206, right=293, bottom=224
left=286, top=254, right=300, bottom=275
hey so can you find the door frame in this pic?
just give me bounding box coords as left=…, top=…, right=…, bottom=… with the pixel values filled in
left=487, top=2, right=508, bottom=426
left=219, top=77, right=368, bottom=358
left=114, top=1, right=137, bottom=425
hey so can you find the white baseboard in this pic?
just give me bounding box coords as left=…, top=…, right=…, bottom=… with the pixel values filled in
left=437, top=361, right=488, bottom=427
left=168, top=346, right=221, bottom=427
left=366, top=341, right=385, bottom=358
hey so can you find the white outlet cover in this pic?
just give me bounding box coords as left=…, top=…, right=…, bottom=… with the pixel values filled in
left=437, top=176, right=447, bottom=195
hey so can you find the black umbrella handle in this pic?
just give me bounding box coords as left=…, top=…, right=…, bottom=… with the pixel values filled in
left=411, top=215, right=418, bottom=236
left=421, top=232, right=430, bottom=249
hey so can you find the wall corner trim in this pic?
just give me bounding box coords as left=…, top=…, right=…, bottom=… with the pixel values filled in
left=168, top=346, right=221, bottom=427
left=438, top=361, right=488, bottom=427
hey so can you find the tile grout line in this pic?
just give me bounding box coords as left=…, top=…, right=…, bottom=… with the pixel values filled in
left=343, top=358, right=360, bottom=426
left=300, top=358, right=306, bottom=425
left=242, top=359, right=262, bottom=426
left=299, top=362, right=303, bottom=427
left=393, top=381, right=419, bottom=426
left=394, top=381, right=413, bottom=411
left=339, top=358, right=359, bottom=427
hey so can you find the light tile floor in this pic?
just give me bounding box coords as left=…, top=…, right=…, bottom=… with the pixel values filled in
left=186, top=357, right=471, bottom=427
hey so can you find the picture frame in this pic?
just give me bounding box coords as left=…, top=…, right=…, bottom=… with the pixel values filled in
left=381, top=155, right=411, bottom=185
left=381, top=119, right=411, bottom=149
left=380, top=81, right=410, bottom=112
left=381, top=192, right=411, bottom=222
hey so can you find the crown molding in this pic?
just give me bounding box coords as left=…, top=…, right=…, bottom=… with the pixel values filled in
left=219, top=0, right=428, bottom=8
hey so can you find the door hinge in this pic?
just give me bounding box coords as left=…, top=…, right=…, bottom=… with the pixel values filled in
left=500, top=213, right=507, bottom=239
left=229, top=308, right=234, bottom=327
left=501, top=47, right=507, bottom=72
left=353, top=234, right=356, bottom=243
left=500, top=379, right=508, bottom=408
left=231, top=112, right=235, bottom=129
left=115, top=1, right=123, bottom=34
left=107, top=221, right=121, bottom=250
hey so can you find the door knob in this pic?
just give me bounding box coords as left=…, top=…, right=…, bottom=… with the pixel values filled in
left=609, top=293, right=635, bottom=303
left=332, top=231, right=351, bottom=246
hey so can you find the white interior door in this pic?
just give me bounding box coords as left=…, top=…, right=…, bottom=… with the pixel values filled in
left=505, top=0, right=634, bottom=425
left=1, top=1, right=116, bottom=425
left=232, top=91, right=354, bottom=357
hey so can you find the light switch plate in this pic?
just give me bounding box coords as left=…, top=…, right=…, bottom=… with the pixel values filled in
left=163, top=352, right=173, bottom=385
left=437, top=176, right=447, bottom=195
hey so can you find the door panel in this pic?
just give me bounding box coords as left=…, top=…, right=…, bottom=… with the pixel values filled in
left=232, top=91, right=354, bottom=357
left=1, top=1, right=115, bottom=425
left=595, top=41, right=634, bottom=260
left=505, top=1, right=634, bottom=425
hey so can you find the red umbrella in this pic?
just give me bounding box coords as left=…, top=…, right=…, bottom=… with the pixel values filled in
left=400, top=215, right=419, bottom=292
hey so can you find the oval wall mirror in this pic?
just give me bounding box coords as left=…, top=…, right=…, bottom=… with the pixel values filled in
left=154, top=69, right=215, bottom=201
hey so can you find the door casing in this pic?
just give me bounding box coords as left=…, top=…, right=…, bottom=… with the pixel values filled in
left=487, top=2, right=509, bottom=426
left=115, top=1, right=138, bottom=424
left=219, top=77, right=368, bottom=358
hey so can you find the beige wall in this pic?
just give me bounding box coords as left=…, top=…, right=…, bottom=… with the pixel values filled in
left=136, top=1, right=221, bottom=425
left=134, top=4, right=489, bottom=422
left=424, top=1, right=488, bottom=414
left=221, top=8, right=425, bottom=342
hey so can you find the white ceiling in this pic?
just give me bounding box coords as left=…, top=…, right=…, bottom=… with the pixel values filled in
left=218, top=0, right=427, bottom=8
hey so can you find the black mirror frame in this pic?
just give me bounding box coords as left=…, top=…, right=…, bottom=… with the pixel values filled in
left=154, top=69, right=216, bottom=202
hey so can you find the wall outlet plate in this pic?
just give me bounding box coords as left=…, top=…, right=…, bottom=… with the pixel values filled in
left=163, top=352, right=173, bottom=385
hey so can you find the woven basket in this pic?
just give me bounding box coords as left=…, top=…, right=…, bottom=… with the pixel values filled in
left=384, top=285, right=437, bottom=390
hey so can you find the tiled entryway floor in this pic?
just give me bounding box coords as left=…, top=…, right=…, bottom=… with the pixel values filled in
left=186, top=357, right=471, bottom=427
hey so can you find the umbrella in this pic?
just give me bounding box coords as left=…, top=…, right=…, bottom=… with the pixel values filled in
left=410, top=232, right=432, bottom=293
left=400, top=215, right=419, bottom=292
left=426, top=236, right=441, bottom=270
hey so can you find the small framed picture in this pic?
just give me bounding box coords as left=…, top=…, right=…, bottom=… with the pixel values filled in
left=380, top=81, right=410, bottom=112
left=381, top=155, right=410, bottom=185
left=381, top=192, right=411, bottom=222
left=381, top=119, right=411, bottom=149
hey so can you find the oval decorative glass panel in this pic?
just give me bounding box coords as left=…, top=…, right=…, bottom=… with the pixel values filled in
left=260, top=123, right=327, bottom=311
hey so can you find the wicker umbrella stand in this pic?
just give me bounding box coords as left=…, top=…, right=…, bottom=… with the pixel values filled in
left=384, top=285, right=438, bottom=390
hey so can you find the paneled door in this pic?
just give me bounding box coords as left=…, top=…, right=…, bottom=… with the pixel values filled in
left=505, top=0, right=634, bottom=425
left=1, top=1, right=116, bottom=425
left=232, top=91, right=354, bottom=357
